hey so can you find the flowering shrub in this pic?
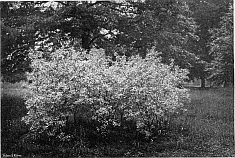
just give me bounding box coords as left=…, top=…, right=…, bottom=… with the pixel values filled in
left=23, top=48, right=190, bottom=137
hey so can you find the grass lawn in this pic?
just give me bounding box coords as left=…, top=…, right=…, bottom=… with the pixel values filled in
left=1, top=82, right=30, bottom=155
left=167, top=87, right=234, bottom=157
left=1, top=82, right=234, bottom=157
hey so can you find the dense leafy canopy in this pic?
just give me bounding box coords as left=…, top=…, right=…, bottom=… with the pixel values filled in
left=1, top=0, right=233, bottom=86
left=1, top=2, right=35, bottom=74
left=1, top=1, right=197, bottom=75
left=208, top=3, right=233, bottom=86
left=186, top=0, right=232, bottom=87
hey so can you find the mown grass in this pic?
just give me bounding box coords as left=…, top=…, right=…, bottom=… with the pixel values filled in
left=1, top=81, right=31, bottom=97
left=167, top=87, right=234, bottom=157
left=1, top=82, right=234, bottom=157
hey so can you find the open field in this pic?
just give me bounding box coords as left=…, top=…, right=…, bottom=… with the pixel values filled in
left=1, top=82, right=234, bottom=157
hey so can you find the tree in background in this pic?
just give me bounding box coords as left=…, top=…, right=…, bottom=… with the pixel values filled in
left=208, top=3, right=233, bottom=87
left=1, top=0, right=232, bottom=86
left=186, top=0, right=230, bottom=87
left=0, top=1, right=130, bottom=79
left=1, top=0, right=198, bottom=82
left=1, top=2, right=36, bottom=78
left=31, top=0, right=198, bottom=68
left=114, top=0, right=198, bottom=70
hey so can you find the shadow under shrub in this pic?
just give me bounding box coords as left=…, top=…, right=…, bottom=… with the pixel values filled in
left=1, top=93, right=29, bottom=155
left=22, top=48, right=190, bottom=156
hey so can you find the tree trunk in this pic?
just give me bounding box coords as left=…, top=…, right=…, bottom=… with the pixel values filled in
left=200, top=76, right=206, bottom=88
left=81, top=31, right=90, bottom=51
left=209, top=80, right=213, bottom=88
left=223, top=80, right=229, bottom=87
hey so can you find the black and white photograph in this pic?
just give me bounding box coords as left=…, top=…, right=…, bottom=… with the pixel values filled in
left=1, top=0, right=234, bottom=157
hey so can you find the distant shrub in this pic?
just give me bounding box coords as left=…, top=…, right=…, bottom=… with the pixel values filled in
left=23, top=48, right=190, bottom=144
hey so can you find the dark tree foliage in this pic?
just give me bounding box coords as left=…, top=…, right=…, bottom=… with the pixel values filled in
left=1, top=2, right=35, bottom=75
left=186, top=0, right=231, bottom=87
left=113, top=0, right=198, bottom=68
left=1, top=0, right=198, bottom=80
left=208, top=3, right=233, bottom=87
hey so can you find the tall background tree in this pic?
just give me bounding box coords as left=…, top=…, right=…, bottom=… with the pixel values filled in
left=1, top=2, right=36, bottom=78
left=208, top=2, right=233, bottom=87
left=186, top=0, right=231, bottom=87
left=1, top=0, right=198, bottom=82
left=1, top=0, right=233, bottom=87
